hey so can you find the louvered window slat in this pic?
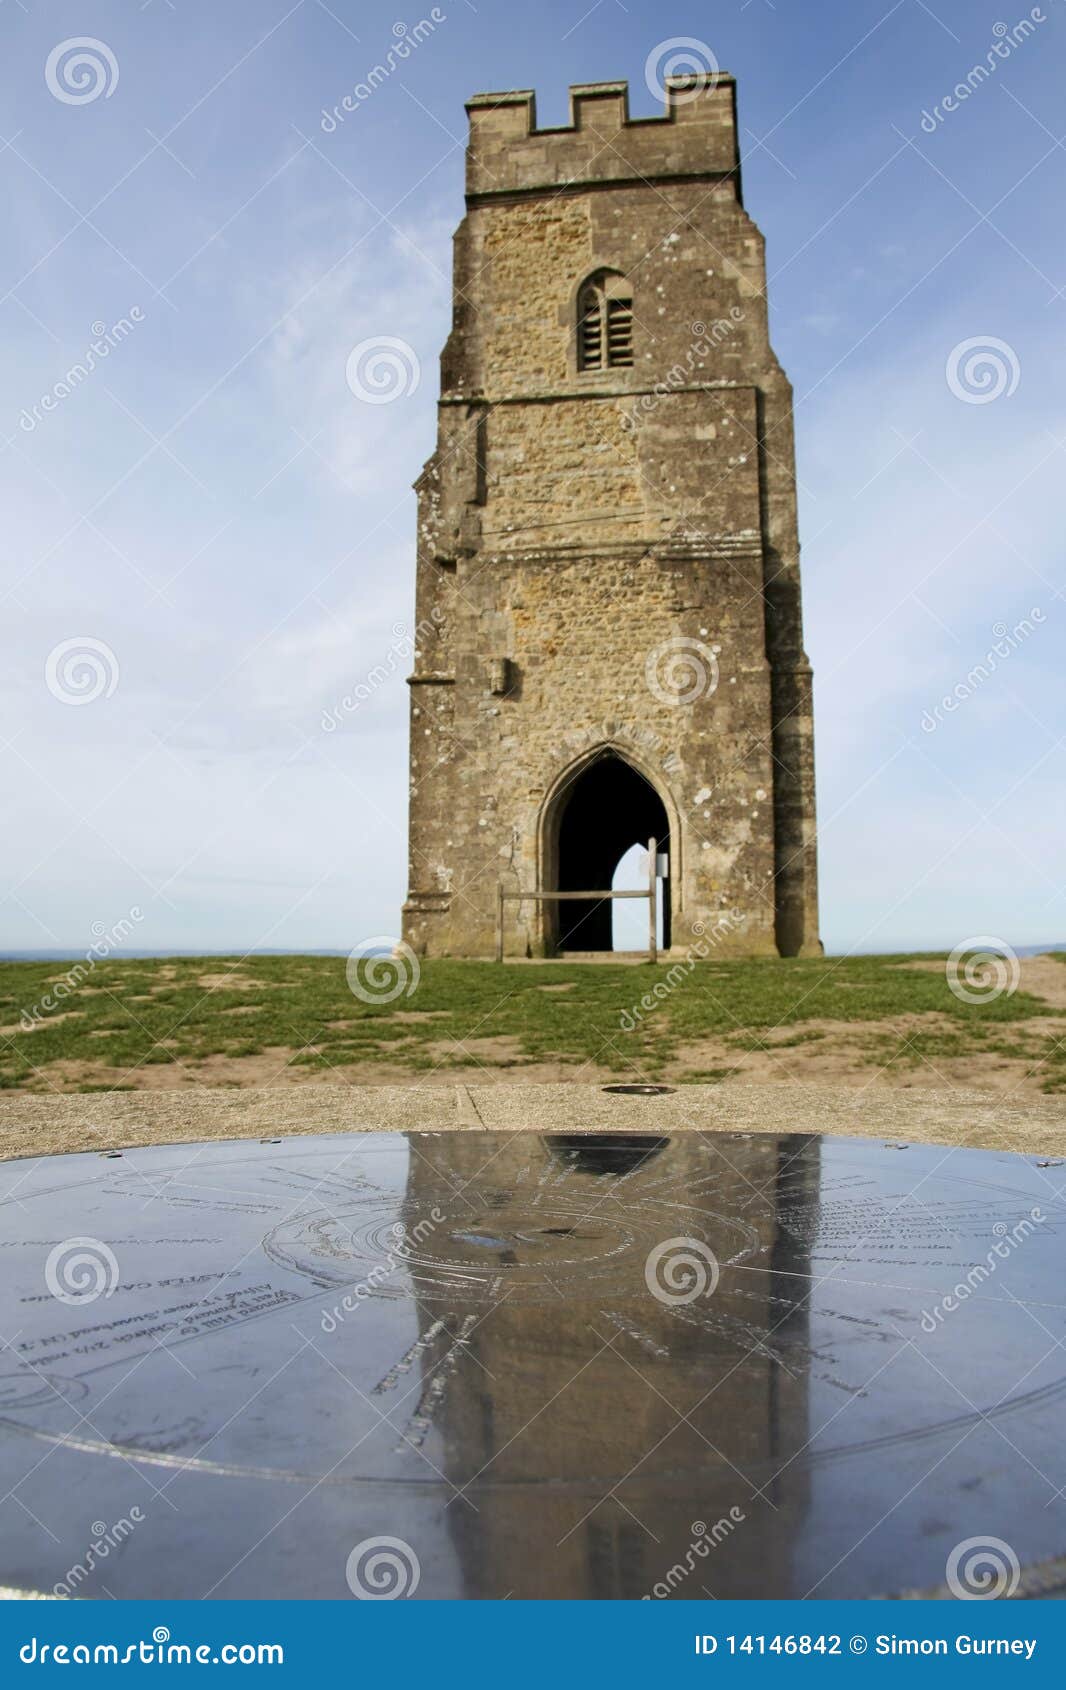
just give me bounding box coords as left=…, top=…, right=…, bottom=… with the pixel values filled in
left=580, top=300, right=603, bottom=369
left=606, top=299, right=633, bottom=366
left=578, top=273, right=633, bottom=371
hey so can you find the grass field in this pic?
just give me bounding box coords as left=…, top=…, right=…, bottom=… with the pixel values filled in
left=2, top=950, right=1065, bottom=1095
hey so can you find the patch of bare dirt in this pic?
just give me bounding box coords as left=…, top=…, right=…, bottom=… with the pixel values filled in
left=419, top=1034, right=553, bottom=1069
left=672, top=1009, right=1066, bottom=1093
left=16, top=1042, right=612, bottom=1094
left=0, top=1010, right=86, bottom=1034
left=887, top=953, right=1066, bottom=1008
left=24, top=1047, right=311, bottom=1092
left=1019, top=954, right=1066, bottom=1009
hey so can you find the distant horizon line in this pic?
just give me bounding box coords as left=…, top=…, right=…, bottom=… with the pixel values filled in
left=1, top=943, right=1062, bottom=962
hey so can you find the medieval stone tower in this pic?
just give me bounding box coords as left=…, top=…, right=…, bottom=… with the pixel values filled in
left=403, top=74, right=819, bottom=959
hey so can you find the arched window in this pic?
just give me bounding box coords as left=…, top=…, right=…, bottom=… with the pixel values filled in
left=577, top=271, right=633, bottom=371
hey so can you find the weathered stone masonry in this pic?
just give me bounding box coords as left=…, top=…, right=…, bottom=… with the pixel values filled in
left=403, top=75, right=820, bottom=958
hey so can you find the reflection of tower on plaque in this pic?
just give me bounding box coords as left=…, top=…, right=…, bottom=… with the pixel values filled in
left=402, top=1132, right=818, bottom=1599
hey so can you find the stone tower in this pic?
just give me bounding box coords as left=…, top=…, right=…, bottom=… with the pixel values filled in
left=403, top=75, right=819, bottom=959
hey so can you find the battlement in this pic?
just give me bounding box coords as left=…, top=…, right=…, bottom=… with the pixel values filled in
left=465, top=75, right=740, bottom=201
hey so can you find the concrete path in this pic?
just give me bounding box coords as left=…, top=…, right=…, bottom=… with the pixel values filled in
left=2, top=1081, right=1065, bottom=1162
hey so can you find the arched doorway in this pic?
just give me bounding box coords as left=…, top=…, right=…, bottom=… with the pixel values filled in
left=543, top=751, right=672, bottom=954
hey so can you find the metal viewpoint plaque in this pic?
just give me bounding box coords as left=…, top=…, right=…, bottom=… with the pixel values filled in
left=0, top=1129, right=1063, bottom=1600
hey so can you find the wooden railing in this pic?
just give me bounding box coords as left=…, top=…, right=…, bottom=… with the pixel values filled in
left=495, top=837, right=659, bottom=964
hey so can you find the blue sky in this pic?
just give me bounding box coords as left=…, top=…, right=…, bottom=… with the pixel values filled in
left=2, top=0, right=1063, bottom=956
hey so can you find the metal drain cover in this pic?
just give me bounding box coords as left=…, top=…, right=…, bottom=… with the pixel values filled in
left=602, top=1083, right=675, bottom=1096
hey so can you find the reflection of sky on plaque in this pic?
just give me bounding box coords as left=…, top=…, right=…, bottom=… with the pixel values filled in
left=798, top=1139, right=1066, bottom=1597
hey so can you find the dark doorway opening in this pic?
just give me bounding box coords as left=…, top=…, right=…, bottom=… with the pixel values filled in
left=550, top=753, right=671, bottom=953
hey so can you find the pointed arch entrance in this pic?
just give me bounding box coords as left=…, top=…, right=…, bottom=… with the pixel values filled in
left=541, top=749, right=672, bottom=954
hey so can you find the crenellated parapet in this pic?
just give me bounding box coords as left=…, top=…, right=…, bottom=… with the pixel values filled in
left=465, top=76, right=741, bottom=201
